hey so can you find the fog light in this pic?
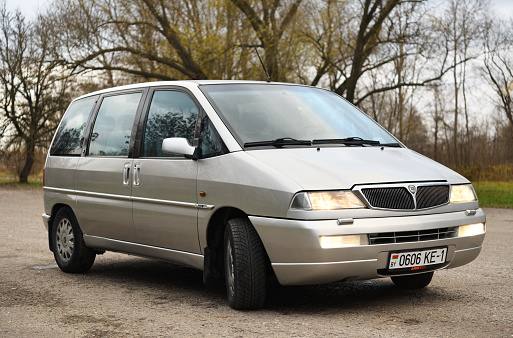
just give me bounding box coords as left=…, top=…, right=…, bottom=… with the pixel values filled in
left=319, top=235, right=369, bottom=248
left=458, top=223, right=485, bottom=237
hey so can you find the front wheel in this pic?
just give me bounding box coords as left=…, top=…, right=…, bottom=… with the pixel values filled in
left=391, top=271, right=434, bottom=289
left=224, top=218, right=267, bottom=310
left=51, top=208, right=96, bottom=273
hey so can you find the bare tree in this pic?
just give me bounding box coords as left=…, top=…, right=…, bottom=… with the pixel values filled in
left=303, top=0, right=466, bottom=115
left=229, top=0, right=303, bottom=82
left=483, top=17, right=513, bottom=141
left=54, top=0, right=266, bottom=81
left=0, top=4, right=72, bottom=182
left=336, top=0, right=403, bottom=103
left=359, top=1, right=428, bottom=142
left=435, top=0, right=489, bottom=166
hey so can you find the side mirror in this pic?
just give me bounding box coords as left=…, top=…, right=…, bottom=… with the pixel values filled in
left=162, top=138, right=197, bottom=159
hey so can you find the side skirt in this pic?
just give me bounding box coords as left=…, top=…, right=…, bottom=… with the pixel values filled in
left=84, top=235, right=204, bottom=270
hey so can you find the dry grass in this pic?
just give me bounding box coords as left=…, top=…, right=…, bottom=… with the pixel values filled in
left=455, top=164, right=513, bottom=182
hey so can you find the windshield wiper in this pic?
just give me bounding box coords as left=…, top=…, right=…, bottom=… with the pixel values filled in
left=377, top=142, right=402, bottom=147
left=313, top=137, right=402, bottom=147
left=244, top=137, right=312, bottom=148
left=312, top=137, right=381, bottom=146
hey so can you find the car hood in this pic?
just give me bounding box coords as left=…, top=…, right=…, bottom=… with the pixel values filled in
left=246, top=147, right=468, bottom=190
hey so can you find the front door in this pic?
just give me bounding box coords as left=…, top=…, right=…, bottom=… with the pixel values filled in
left=131, top=90, right=200, bottom=253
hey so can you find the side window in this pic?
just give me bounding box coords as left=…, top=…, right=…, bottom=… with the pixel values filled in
left=89, top=92, right=142, bottom=157
left=143, top=91, right=198, bottom=157
left=50, top=97, right=96, bottom=156
left=201, top=116, right=227, bottom=158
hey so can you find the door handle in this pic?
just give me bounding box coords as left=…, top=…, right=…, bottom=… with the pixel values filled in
left=133, top=164, right=141, bottom=186
left=123, top=163, right=130, bottom=186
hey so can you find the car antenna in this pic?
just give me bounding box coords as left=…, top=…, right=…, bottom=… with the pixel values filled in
left=254, top=46, right=271, bottom=83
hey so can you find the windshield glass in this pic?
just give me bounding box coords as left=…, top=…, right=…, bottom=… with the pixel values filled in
left=200, top=84, right=398, bottom=147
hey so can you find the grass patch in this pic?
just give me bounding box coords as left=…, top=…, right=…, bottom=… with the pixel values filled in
left=473, top=181, right=513, bottom=208
left=0, top=173, right=43, bottom=188
left=0, top=180, right=43, bottom=188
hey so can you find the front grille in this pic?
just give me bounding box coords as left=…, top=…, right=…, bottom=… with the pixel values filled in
left=416, top=185, right=449, bottom=209
left=361, top=187, right=414, bottom=209
left=369, top=227, right=458, bottom=245
left=360, top=184, right=449, bottom=210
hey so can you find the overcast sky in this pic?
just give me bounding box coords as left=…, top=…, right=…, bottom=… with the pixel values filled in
left=5, top=0, right=513, bottom=21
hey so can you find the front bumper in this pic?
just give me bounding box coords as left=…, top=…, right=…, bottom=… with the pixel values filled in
left=250, top=209, right=485, bottom=285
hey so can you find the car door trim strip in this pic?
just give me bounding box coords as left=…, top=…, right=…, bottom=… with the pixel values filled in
left=44, top=186, right=214, bottom=210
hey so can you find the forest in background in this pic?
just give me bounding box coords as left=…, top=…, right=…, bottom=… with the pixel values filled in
left=0, top=0, right=512, bottom=183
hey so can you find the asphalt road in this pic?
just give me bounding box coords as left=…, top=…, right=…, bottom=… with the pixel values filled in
left=0, top=187, right=512, bottom=337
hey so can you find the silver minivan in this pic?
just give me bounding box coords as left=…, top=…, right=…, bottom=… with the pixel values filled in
left=43, top=80, right=486, bottom=309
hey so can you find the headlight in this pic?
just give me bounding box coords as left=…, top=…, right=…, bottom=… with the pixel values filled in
left=458, top=223, right=486, bottom=237
left=450, top=184, right=477, bottom=204
left=290, top=191, right=365, bottom=210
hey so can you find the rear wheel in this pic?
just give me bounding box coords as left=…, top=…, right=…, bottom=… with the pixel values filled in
left=52, top=208, right=96, bottom=273
left=391, top=271, right=434, bottom=289
left=224, top=218, right=267, bottom=310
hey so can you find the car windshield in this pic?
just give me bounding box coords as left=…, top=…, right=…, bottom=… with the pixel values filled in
left=200, top=84, right=398, bottom=148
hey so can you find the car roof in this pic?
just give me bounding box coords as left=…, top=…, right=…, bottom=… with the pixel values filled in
left=74, top=80, right=299, bottom=101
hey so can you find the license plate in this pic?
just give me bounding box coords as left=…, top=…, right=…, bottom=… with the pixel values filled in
left=388, top=247, right=447, bottom=270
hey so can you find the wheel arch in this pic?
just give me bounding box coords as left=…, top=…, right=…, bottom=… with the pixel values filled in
left=47, top=203, right=75, bottom=252
left=203, top=207, right=271, bottom=286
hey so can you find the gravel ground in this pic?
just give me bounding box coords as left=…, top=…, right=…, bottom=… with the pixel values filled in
left=0, top=187, right=512, bottom=337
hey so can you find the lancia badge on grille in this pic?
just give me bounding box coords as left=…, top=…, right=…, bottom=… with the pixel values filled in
left=408, top=185, right=417, bottom=194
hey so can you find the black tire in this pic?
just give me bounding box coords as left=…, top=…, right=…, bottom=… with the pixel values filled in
left=224, top=218, right=267, bottom=310
left=51, top=207, right=96, bottom=273
left=391, top=271, right=434, bottom=289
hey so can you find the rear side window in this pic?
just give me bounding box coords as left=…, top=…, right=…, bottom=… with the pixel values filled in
left=88, top=92, right=142, bottom=157
left=143, top=91, right=199, bottom=157
left=50, top=97, right=96, bottom=156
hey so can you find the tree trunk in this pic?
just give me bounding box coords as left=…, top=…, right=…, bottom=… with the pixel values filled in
left=397, top=43, right=405, bottom=141
left=265, top=41, right=281, bottom=82
left=19, top=141, right=35, bottom=183
left=452, top=48, right=459, bottom=167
